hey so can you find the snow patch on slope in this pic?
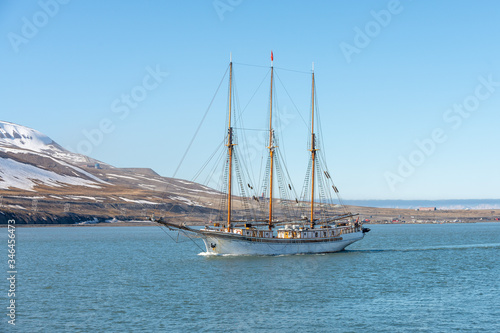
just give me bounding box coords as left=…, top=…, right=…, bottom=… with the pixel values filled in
left=119, top=197, right=159, bottom=205
left=170, top=196, right=204, bottom=207
left=0, top=145, right=109, bottom=185
left=0, top=157, right=101, bottom=191
left=107, top=174, right=138, bottom=180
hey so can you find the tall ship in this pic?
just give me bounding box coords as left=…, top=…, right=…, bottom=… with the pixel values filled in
left=156, top=53, right=369, bottom=255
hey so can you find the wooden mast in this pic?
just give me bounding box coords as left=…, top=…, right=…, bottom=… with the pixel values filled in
left=268, top=52, right=274, bottom=230
left=227, top=53, right=234, bottom=231
left=310, top=62, right=317, bottom=229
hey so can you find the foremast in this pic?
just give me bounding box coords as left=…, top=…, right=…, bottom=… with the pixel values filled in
left=227, top=54, right=234, bottom=231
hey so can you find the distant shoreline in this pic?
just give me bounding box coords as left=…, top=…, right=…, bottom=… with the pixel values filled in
left=3, top=220, right=500, bottom=228
left=342, top=199, right=500, bottom=210
left=2, top=204, right=499, bottom=226
left=0, top=221, right=158, bottom=228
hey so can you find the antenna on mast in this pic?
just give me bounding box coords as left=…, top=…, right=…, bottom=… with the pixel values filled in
left=230, top=52, right=232, bottom=63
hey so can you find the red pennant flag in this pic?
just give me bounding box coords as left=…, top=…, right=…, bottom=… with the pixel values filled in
left=271, top=51, right=273, bottom=61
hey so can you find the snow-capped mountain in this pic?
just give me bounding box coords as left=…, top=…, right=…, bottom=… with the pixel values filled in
left=0, top=120, right=53, bottom=152
left=0, top=120, right=104, bottom=165
left=0, top=120, right=218, bottom=224
left=0, top=120, right=108, bottom=191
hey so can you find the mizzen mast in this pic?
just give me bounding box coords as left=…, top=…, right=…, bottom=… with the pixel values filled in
left=227, top=53, right=234, bottom=231
left=309, top=62, right=317, bottom=229
left=268, top=51, right=275, bottom=230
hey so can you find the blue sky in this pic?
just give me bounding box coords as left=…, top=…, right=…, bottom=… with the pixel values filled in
left=1, top=0, right=499, bottom=200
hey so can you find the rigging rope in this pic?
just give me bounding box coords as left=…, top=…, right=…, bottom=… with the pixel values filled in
left=233, top=62, right=269, bottom=69
left=274, top=71, right=309, bottom=129
left=172, top=65, right=230, bottom=178
left=233, top=61, right=310, bottom=74
left=236, top=68, right=271, bottom=120
left=155, top=224, right=204, bottom=253
left=179, top=228, right=206, bottom=252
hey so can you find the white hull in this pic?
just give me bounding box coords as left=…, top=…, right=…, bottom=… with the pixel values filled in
left=200, top=231, right=364, bottom=256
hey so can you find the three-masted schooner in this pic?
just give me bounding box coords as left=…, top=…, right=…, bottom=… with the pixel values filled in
left=156, top=53, right=369, bottom=255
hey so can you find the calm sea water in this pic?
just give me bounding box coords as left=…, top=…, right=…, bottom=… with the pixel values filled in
left=2, top=223, right=499, bottom=332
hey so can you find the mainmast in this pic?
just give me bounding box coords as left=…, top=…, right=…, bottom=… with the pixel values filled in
left=227, top=53, right=234, bottom=231
left=268, top=51, right=274, bottom=230
left=309, top=62, right=317, bottom=229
